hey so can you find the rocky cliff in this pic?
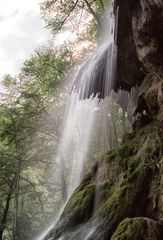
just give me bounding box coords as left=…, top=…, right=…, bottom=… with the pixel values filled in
left=45, top=1, right=163, bottom=239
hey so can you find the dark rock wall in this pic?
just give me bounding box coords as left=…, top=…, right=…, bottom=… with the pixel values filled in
left=117, top=0, right=163, bottom=90
left=117, top=0, right=145, bottom=90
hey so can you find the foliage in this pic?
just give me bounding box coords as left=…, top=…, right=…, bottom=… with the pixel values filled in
left=22, top=47, right=71, bottom=95
left=0, top=45, right=72, bottom=239
left=40, top=0, right=107, bottom=33
left=40, top=0, right=112, bottom=50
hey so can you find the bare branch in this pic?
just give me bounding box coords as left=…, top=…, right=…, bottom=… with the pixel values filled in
left=83, top=0, right=102, bottom=26
left=20, top=176, right=49, bottom=224
left=47, top=0, right=79, bottom=32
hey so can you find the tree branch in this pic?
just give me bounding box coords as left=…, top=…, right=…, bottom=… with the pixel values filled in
left=20, top=176, right=49, bottom=225
left=83, top=0, right=102, bottom=26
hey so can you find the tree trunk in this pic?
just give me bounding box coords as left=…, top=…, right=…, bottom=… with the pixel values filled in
left=0, top=178, right=16, bottom=240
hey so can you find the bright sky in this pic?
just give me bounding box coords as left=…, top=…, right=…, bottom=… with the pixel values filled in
left=0, top=0, right=88, bottom=93
left=0, top=0, right=52, bottom=80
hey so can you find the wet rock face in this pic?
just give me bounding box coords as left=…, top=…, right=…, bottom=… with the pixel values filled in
left=117, top=0, right=163, bottom=139
left=117, top=0, right=145, bottom=90
left=132, top=0, right=163, bottom=75
left=117, top=0, right=163, bottom=90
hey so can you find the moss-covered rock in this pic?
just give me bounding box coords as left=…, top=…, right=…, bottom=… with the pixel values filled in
left=111, top=217, right=163, bottom=240
left=44, top=123, right=163, bottom=240
left=91, top=125, right=161, bottom=238
left=61, top=182, right=95, bottom=225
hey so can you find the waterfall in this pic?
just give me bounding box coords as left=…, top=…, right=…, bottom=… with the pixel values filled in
left=73, top=1, right=119, bottom=99
left=62, top=93, right=99, bottom=196
left=36, top=1, right=122, bottom=239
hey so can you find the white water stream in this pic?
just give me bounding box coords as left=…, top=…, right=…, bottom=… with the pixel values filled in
left=83, top=227, right=96, bottom=240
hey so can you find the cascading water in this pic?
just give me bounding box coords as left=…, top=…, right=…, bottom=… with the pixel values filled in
left=73, top=1, right=119, bottom=99
left=62, top=93, right=99, bottom=196
left=35, top=1, right=134, bottom=239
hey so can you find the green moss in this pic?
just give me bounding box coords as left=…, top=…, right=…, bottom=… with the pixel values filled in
left=111, top=217, right=145, bottom=240
left=106, top=149, right=116, bottom=161
left=91, top=127, right=161, bottom=238
left=116, top=144, right=131, bottom=159
left=111, top=217, right=163, bottom=240
left=58, top=122, right=162, bottom=238
left=62, top=183, right=95, bottom=224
